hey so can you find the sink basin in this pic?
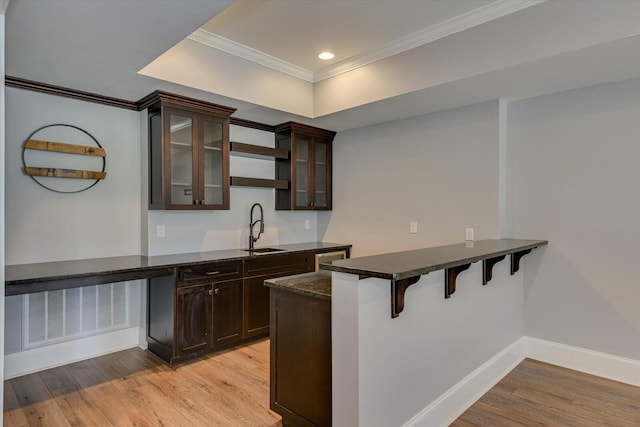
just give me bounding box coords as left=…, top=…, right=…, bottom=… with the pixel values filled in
left=243, top=247, right=284, bottom=254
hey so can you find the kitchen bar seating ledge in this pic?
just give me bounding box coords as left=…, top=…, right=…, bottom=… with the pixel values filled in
left=321, top=238, right=547, bottom=318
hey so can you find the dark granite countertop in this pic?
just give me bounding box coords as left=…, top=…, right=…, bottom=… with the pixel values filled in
left=5, top=242, right=351, bottom=296
left=321, top=239, right=547, bottom=280
left=264, top=271, right=331, bottom=300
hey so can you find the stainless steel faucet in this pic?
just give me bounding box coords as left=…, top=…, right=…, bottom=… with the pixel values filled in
left=249, top=203, right=264, bottom=250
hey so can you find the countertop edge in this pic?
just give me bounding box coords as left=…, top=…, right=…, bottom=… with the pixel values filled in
left=5, top=242, right=352, bottom=286
left=264, top=271, right=331, bottom=300
left=321, top=239, right=547, bottom=279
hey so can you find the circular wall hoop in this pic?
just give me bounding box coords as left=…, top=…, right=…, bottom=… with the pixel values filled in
left=22, top=124, right=106, bottom=194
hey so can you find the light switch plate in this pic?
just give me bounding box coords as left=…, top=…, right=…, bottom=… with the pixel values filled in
left=157, top=225, right=166, bottom=238
left=465, top=228, right=474, bottom=241
left=410, top=221, right=418, bottom=234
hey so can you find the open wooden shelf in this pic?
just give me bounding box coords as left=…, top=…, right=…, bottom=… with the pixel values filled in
left=230, top=176, right=289, bottom=189
left=230, top=142, right=288, bottom=160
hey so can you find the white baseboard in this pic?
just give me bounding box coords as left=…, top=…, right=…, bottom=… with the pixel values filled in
left=404, top=336, right=640, bottom=427
left=524, top=336, right=640, bottom=387
left=4, top=326, right=143, bottom=379
left=6, top=329, right=640, bottom=425
left=403, top=338, right=527, bottom=427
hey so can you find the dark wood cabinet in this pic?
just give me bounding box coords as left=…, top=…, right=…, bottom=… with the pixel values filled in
left=243, top=274, right=272, bottom=338
left=147, top=260, right=243, bottom=364
left=243, top=251, right=315, bottom=339
left=270, top=287, right=332, bottom=427
left=176, top=283, right=213, bottom=357
left=275, top=122, right=336, bottom=211
left=212, top=279, right=243, bottom=346
left=147, top=252, right=315, bottom=364
left=140, top=91, right=236, bottom=210
left=175, top=278, right=243, bottom=356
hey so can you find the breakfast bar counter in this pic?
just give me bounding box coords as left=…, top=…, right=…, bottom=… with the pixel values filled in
left=321, top=238, right=547, bottom=318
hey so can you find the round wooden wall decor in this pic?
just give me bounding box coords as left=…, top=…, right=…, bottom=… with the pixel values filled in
left=21, top=124, right=107, bottom=193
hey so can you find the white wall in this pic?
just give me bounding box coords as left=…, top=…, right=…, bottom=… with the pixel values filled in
left=3, top=88, right=145, bottom=372
left=319, top=101, right=500, bottom=256
left=1, top=2, right=9, bottom=417
left=5, top=89, right=142, bottom=264
left=507, top=77, right=640, bottom=360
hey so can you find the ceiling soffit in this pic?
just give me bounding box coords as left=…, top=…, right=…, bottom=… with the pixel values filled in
left=187, top=0, right=545, bottom=83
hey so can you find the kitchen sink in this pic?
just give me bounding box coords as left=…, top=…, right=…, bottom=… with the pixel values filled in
left=243, top=247, right=284, bottom=254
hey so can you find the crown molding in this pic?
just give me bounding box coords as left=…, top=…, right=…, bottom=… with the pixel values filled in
left=187, top=0, right=545, bottom=84
left=314, top=0, right=546, bottom=82
left=5, top=75, right=139, bottom=110
left=188, top=29, right=314, bottom=83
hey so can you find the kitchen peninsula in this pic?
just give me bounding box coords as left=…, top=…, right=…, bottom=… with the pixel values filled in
left=268, top=238, right=546, bottom=427
left=322, top=238, right=546, bottom=318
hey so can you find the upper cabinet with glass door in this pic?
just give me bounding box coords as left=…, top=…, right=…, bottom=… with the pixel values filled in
left=140, top=91, right=236, bottom=210
left=275, top=122, right=336, bottom=211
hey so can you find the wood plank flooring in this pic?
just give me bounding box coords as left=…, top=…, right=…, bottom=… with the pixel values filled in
left=5, top=344, right=640, bottom=427
left=451, top=358, right=640, bottom=426
left=3, top=339, right=282, bottom=427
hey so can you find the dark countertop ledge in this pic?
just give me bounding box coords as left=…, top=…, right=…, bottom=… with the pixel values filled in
left=4, top=242, right=351, bottom=294
left=264, top=271, right=331, bottom=300
left=320, top=239, right=547, bottom=281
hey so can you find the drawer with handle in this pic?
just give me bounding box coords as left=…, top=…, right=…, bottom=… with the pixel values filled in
left=177, top=260, right=242, bottom=285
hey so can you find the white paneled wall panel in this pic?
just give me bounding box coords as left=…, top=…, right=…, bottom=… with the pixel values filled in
left=23, top=282, right=130, bottom=350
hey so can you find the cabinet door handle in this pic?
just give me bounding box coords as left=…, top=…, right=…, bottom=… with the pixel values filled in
left=205, top=271, right=220, bottom=276
left=208, top=289, right=213, bottom=296
left=214, top=288, right=220, bottom=295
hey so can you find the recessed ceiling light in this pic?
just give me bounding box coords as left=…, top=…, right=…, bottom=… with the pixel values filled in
left=318, top=51, right=335, bottom=60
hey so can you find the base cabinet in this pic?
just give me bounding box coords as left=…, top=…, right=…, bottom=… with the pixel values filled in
left=212, top=279, right=243, bottom=346
left=270, top=288, right=332, bottom=427
left=243, top=252, right=315, bottom=339
left=147, top=252, right=314, bottom=364
left=176, top=283, right=213, bottom=357
left=147, top=260, right=244, bottom=364
left=243, top=275, right=272, bottom=338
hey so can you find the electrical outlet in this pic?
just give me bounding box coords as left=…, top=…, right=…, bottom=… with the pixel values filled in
left=157, top=225, right=166, bottom=238
left=465, top=228, right=474, bottom=241
left=410, top=221, right=418, bottom=234
left=305, top=219, right=310, bottom=230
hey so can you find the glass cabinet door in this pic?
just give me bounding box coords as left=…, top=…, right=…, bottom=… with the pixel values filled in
left=294, top=136, right=310, bottom=208
left=201, top=117, right=225, bottom=207
left=168, top=111, right=195, bottom=207
left=314, top=140, right=329, bottom=209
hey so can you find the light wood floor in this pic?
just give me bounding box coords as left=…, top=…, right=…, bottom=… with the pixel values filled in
left=3, top=339, right=282, bottom=427
left=451, top=358, right=640, bottom=426
left=5, top=344, right=640, bottom=427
